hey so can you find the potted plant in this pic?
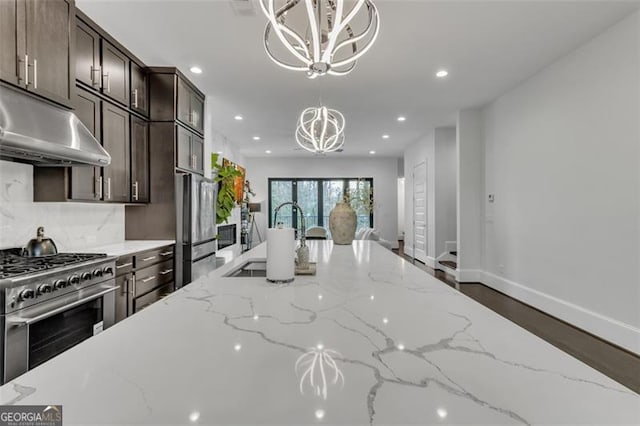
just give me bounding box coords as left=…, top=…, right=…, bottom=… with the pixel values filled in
left=211, top=153, right=242, bottom=224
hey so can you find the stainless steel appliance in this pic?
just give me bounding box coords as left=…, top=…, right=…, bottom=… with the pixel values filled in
left=176, top=173, right=217, bottom=286
left=0, top=249, right=117, bottom=384
left=0, top=85, right=111, bottom=166
left=22, top=226, right=58, bottom=257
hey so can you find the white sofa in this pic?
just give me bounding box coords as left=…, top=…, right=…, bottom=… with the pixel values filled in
left=355, top=228, right=393, bottom=250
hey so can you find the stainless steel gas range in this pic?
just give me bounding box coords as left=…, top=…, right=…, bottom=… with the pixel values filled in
left=0, top=249, right=117, bottom=384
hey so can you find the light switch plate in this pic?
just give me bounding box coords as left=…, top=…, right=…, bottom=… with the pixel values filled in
left=488, top=194, right=495, bottom=203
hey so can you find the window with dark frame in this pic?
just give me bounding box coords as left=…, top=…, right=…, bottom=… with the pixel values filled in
left=268, top=178, right=373, bottom=238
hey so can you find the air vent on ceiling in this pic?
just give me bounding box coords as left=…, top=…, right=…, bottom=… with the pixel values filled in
left=230, top=0, right=257, bottom=16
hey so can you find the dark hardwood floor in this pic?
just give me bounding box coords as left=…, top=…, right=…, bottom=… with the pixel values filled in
left=392, top=241, right=640, bottom=394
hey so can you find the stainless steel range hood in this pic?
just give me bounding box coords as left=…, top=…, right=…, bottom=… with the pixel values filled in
left=0, top=85, right=111, bottom=166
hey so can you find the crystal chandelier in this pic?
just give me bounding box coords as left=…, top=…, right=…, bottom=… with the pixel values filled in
left=295, top=106, right=345, bottom=153
left=260, top=0, right=380, bottom=78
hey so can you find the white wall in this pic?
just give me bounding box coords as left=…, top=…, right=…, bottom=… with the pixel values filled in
left=457, top=110, right=485, bottom=279
left=206, top=102, right=247, bottom=259
left=244, top=156, right=398, bottom=247
left=434, top=127, right=457, bottom=258
left=0, top=160, right=124, bottom=250
left=397, top=178, right=405, bottom=240
left=404, top=131, right=436, bottom=264
left=479, top=12, right=640, bottom=352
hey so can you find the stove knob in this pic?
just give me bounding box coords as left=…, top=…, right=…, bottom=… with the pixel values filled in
left=19, top=289, right=35, bottom=300
left=93, top=268, right=103, bottom=278
left=81, top=272, right=92, bottom=281
left=54, top=279, right=68, bottom=290
left=68, top=274, right=80, bottom=285
left=103, top=266, right=114, bottom=276
left=37, top=284, right=52, bottom=295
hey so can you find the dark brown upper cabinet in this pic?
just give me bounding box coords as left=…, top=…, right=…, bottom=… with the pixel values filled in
left=102, top=102, right=131, bottom=202
left=101, top=39, right=129, bottom=106
left=75, top=18, right=100, bottom=89
left=175, top=124, right=203, bottom=175
left=130, top=116, right=149, bottom=203
left=149, top=68, right=205, bottom=136
left=0, top=0, right=72, bottom=107
left=130, top=61, right=148, bottom=116
left=177, top=77, right=204, bottom=134
left=70, top=88, right=102, bottom=201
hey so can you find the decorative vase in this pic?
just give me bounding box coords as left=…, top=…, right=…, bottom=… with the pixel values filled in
left=329, top=202, right=357, bottom=245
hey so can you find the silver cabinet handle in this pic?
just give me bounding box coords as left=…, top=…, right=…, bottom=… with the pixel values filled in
left=160, top=251, right=173, bottom=256
left=98, top=176, right=103, bottom=199
left=133, top=89, right=138, bottom=108
left=103, top=72, right=110, bottom=93
left=159, top=269, right=173, bottom=275
left=116, top=262, right=133, bottom=269
left=131, top=275, right=136, bottom=296
left=133, top=181, right=139, bottom=201
left=24, top=54, right=29, bottom=87
left=33, top=58, right=37, bottom=89
left=141, top=256, right=156, bottom=262
left=91, top=66, right=101, bottom=87
left=141, top=276, right=156, bottom=283
left=121, top=278, right=128, bottom=296
left=106, top=177, right=112, bottom=200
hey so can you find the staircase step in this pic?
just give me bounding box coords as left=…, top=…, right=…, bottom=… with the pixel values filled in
left=450, top=251, right=457, bottom=256
left=439, top=260, right=457, bottom=270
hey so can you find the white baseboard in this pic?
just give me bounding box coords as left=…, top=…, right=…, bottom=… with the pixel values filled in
left=481, top=271, right=640, bottom=355
left=425, top=256, right=436, bottom=268
left=457, top=269, right=483, bottom=282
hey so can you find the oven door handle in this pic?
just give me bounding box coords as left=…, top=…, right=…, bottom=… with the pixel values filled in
left=8, top=286, right=118, bottom=326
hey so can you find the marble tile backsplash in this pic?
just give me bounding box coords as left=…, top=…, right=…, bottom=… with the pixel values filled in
left=0, top=161, right=125, bottom=251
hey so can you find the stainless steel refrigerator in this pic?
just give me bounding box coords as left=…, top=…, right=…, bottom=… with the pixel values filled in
left=176, top=173, right=217, bottom=286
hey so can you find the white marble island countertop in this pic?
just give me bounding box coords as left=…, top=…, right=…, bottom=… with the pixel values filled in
left=1, top=241, right=638, bottom=425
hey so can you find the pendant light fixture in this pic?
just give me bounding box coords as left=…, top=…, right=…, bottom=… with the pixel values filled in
left=295, top=105, right=345, bottom=153
left=260, top=0, right=380, bottom=78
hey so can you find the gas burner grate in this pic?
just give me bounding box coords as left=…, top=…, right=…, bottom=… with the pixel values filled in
left=0, top=249, right=107, bottom=279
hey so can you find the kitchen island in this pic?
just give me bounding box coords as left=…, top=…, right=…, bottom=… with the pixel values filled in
left=0, top=241, right=637, bottom=424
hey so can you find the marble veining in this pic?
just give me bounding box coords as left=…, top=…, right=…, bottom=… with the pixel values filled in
left=0, top=160, right=125, bottom=250
left=0, top=241, right=637, bottom=425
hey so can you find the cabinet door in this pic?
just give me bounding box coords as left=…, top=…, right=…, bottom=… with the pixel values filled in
left=0, top=0, right=23, bottom=86
left=75, top=19, right=100, bottom=89
left=24, top=0, right=72, bottom=105
left=102, top=102, right=130, bottom=202
left=176, top=77, right=191, bottom=127
left=176, top=125, right=192, bottom=171
left=70, top=89, right=101, bottom=200
left=115, top=273, right=131, bottom=323
left=130, top=62, right=148, bottom=116
left=190, top=92, right=204, bottom=133
left=101, top=39, right=129, bottom=106
left=191, top=134, right=204, bottom=175
left=130, top=116, right=149, bottom=203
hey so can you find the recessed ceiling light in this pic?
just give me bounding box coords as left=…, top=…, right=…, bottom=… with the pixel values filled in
left=369, top=150, right=376, bottom=155
left=382, top=134, right=390, bottom=139
left=265, top=150, right=272, bottom=154
left=252, top=136, right=261, bottom=141
left=397, top=116, right=406, bottom=122
left=436, top=69, right=449, bottom=78
left=189, top=66, right=202, bottom=74
left=234, top=115, right=243, bottom=121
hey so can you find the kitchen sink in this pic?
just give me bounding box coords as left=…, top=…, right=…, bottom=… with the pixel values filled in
left=223, top=260, right=267, bottom=277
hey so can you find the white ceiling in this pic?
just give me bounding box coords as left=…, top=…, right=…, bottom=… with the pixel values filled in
left=77, top=0, right=639, bottom=158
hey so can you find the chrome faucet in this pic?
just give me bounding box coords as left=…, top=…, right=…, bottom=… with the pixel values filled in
left=273, top=201, right=309, bottom=269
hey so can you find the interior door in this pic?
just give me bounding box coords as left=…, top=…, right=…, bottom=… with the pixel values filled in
left=413, top=161, right=428, bottom=263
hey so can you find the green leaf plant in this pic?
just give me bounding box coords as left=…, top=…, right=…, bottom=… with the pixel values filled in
left=211, top=153, right=242, bottom=225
